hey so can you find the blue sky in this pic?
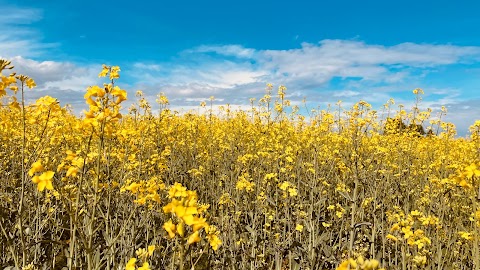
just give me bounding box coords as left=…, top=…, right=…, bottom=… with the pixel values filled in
left=2, top=0, right=480, bottom=135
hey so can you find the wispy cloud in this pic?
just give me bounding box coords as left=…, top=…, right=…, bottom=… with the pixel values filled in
left=257, top=40, right=480, bottom=85
left=0, top=5, right=58, bottom=58
left=333, top=90, right=361, bottom=98
left=132, top=40, right=480, bottom=102
left=187, top=45, right=256, bottom=58
left=0, top=6, right=42, bottom=24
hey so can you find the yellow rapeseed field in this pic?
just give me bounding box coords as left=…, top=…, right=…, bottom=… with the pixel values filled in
left=2, top=59, right=480, bottom=269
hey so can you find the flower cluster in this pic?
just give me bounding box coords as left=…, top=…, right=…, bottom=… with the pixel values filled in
left=125, top=245, right=155, bottom=270
left=162, top=183, right=222, bottom=250
left=29, top=160, right=55, bottom=191
left=337, top=256, right=384, bottom=270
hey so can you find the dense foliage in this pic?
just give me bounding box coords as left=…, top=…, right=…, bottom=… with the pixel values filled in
left=1, top=59, right=480, bottom=269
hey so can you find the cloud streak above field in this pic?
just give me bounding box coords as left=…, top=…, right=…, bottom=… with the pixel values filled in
left=131, top=40, right=480, bottom=98
left=130, top=41, right=480, bottom=120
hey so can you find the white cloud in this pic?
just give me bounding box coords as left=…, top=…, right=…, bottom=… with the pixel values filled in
left=187, top=45, right=256, bottom=58
left=0, top=6, right=43, bottom=24
left=333, top=90, right=361, bottom=97
left=1, top=57, right=103, bottom=110
left=257, top=40, right=480, bottom=86
left=8, top=56, right=101, bottom=89
left=0, top=5, right=58, bottom=58
left=132, top=63, right=163, bottom=71
left=130, top=39, right=480, bottom=115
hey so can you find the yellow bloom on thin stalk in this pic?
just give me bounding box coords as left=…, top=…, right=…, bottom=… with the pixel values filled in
left=25, top=77, right=36, bottom=89
left=32, top=171, right=55, bottom=191
left=187, top=231, right=201, bottom=244
left=98, top=64, right=109, bottom=77
left=28, top=160, right=44, bottom=176
left=125, top=258, right=136, bottom=270
left=163, top=219, right=176, bottom=238
left=147, top=245, right=155, bottom=256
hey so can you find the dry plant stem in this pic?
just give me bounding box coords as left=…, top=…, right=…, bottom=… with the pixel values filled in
left=178, top=238, right=185, bottom=270
left=68, top=132, right=94, bottom=270
left=474, top=195, right=480, bottom=270
left=86, top=118, right=106, bottom=270
left=18, top=82, right=27, bottom=267
left=348, top=136, right=360, bottom=257
left=0, top=221, right=19, bottom=267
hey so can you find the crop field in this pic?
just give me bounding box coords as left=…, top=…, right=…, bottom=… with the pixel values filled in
left=1, top=59, right=480, bottom=270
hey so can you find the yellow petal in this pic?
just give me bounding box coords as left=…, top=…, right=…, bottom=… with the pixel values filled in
left=177, top=222, right=185, bottom=237
left=37, top=180, right=46, bottom=192
left=187, top=231, right=201, bottom=244
left=32, top=175, right=40, bottom=184
left=147, top=245, right=155, bottom=256
left=125, top=258, right=136, bottom=270
left=45, top=180, right=54, bottom=190
left=138, top=262, right=150, bottom=270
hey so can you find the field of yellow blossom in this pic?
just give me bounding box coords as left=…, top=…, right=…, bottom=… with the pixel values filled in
left=2, top=58, right=480, bottom=270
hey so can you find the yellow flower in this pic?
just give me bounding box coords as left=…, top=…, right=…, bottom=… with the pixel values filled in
left=138, top=262, right=150, bottom=270
left=98, top=65, right=109, bottom=77
left=336, top=260, right=350, bottom=270
left=207, top=234, right=222, bottom=250
left=8, top=97, right=20, bottom=110
left=66, top=166, right=79, bottom=177
left=147, top=245, right=155, bottom=256
left=401, top=226, right=413, bottom=239
left=85, top=97, right=98, bottom=107
left=390, top=223, right=400, bottom=232
left=163, top=219, right=176, bottom=238
left=112, top=86, right=127, bottom=104
left=190, top=216, right=208, bottom=231
left=187, top=231, right=201, bottom=244
left=110, top=66, right=121, bottom=80
left=174, top=205, right=198, bottom=219
left=459, top=231, right=474, bottom=240
left=365, top=259, right=380, bottom=269
left=34, top=171, right=54, bottom=191
left=295, top=224, right=304, bottom=232
left=412, top=255, right=427, bottom=265
left=236, top=177, right=255, bottom=192
left=125, top=182, right=141, bottom=194
left=465, top=163, right=480, bottom=178
left=162, top=199, right=180, bottom=214
left=125, top=258, right=136, bottom=270
left=412, top=88, right=424, bottom=95
left=177, top=221, right=185, bottom=237
left=9, top=85, right=18, bottom=93
left=168, top=182, right=187, bottom=198
left=410, top=210, right=422, bottom=216
left=386, top=234, right=398, bottom=241
left=136, top=248, right=147, bottom=259
left=29, top=160, right=44, bottom=176
left=25, top=78, right=36, bottom=89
